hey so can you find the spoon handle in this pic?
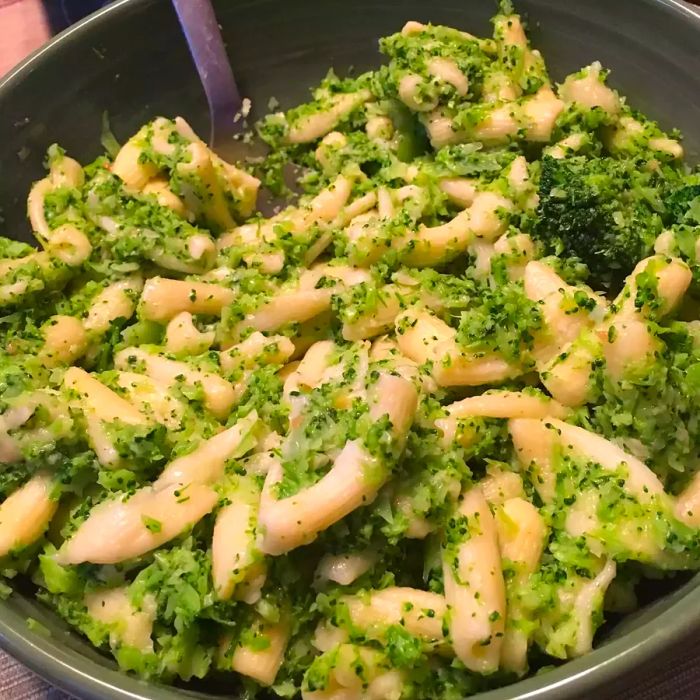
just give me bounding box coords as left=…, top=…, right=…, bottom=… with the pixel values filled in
left=171, top=0, right=243, bottom=145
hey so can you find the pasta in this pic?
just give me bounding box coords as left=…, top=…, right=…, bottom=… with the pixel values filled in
left=0, top=5, right=699, bottom=698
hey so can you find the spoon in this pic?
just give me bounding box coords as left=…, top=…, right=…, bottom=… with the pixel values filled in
left=171, top=0, right=252, bottom=164
left=172, top=0, right=297, bottom=213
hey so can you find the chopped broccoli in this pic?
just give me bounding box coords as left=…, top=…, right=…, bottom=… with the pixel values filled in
left=532, top=154, right=685, bottom=291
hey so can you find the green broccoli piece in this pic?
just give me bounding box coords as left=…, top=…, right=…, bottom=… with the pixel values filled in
left=664, top=179, right=700, bottom=226
left=532, top=154, right=678, bottom=291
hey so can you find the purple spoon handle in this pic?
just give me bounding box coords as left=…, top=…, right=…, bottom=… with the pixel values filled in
left=171, top=0, right=243, bottom=147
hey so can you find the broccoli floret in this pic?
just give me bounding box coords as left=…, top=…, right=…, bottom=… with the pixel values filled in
left=532, top=155, right=678, bottom=291
left=665, top=179, right=700, bottom=226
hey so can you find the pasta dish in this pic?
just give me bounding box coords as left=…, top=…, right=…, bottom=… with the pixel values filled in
left=1, top=4, right=699, bottom=698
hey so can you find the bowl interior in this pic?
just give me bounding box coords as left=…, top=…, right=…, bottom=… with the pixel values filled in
left=1, top=0, right=700, bottom=698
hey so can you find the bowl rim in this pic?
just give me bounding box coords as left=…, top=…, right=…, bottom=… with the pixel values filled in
left=2, top=0, right=700, bottom=698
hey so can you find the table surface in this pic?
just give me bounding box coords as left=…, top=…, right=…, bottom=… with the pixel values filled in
left=2, top=0, right=700, bottom=698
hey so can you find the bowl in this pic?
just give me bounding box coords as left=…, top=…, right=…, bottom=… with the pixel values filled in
left=1, top=0, right=700, bottom=698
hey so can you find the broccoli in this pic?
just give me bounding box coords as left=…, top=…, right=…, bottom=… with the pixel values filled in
left=664, top=178, right=700, bottom=226
left=532, top=154, right=685, bottom=291
left=583, top=321, right=700, bottom=490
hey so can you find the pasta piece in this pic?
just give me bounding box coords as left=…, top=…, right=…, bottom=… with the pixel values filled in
left=396, top=308, right=518, bottom=387
left=496, top=498, right=547, bottom=675
left=112, top=133, right=158, bottom=190
left=259, top=373, right=417, bottom=555
left=676, top=473, right=700, bottom=527
left=482, top=71, right=519, bottom=103
left=467, top=87, right=564, bottom=145
left=444, top=390, right=568, bottom=419
left=368, top=335, right=428, bottom=388
left=83, top=276, right=143, bottom=333
left=342, top=284, right=406, bottom=342
left=422, top=109, right=467, bottom=149
left=392, top=494, right=437, bottom=539
left=239, top=289, right=332, bottom=337
left=544, top=132, right=590, bottom=159
left=518, top=87, right=565, bottom=142
left=114, top=347, right=237, bottom=419
left=540, top=332, right=602, bottom=407
left=302, top=644, right=402, bottom=700
left=62, top=386, right=255, bottom=562
left=156, top=411, right=259, bottom=487
left=401, top=19, right=480, bottom=43
left=395, top=308, right=456, bottom=365
left=566, top=558, right=617, bottom=657
left=85, top=587, right=156, bottom=653
left=314, top=550, right=377, bottom=586
left=165, top=312, right=215, bottom=355
left=510, top=418, right=674, bottom=564
left=315, top=131, right=348, bottom=170
left=312, top=623, right=349, bottom=653
left=428, top=57, right=469, bottom=95
left=287, top=90, right=372, bottom=143
left=142, top=177, right=186, bottom=215
left=44, top=224, right=92, bottom=266
left=259, top=441, right=380, bottom=556
left=432, top=345, right=516, bottom=388
left=64, top=367, right=152, bottom=467
left=648, top=137, right=683, bottom=159
left=508, top=417, right=558, bottom=503
left=480, top=466, right=525, bottom=506
left=173, top=117, right=260, bottom=219
left=56, top=481, right=217, bottom=565
left=219, top=175, right=354, bottom=271
left=559, top=62, right=620, bottom=116
left=436, top=390, right=568, bottom=445
left=282, top=339, right=337, bottom=423
left=64, top=367, right=150, bottom=425
left=398, top=73, right=438, bottom=112
left=39, top=315, right=88, bottom=367
left=540, top=256, right=690, bottom=405
left=175, top=141, right=237, bottom=230
left=492, top=232, right=535, bottom=280
left=147, top=232, right=217, bottom=275
left=27, top=153, right=84, bottom=239
left=212, top=478, right=265, bottom=602
left=0, top=473, right=58, bottom=557
left=233, top=265, right=370, bottom=341
left=341, top=587, right=447, bottom=647
left=602, top=257, right=690, bottom=380
left=27, top=178, right=53, bottom=240
left=365, top=116, right=394, bottom=144
left=439, top=178, right=478, bottom=208
left=617, top=255, right=691, bottom=319
left=546, top=419, right=665, bottom=501
left=0, top=392, right=72, bottom=464
left=523, top=261, right=602, bottom=366
left=139, top=276, right=235, bottom=323
left=220, top=332, right=295, bottom=374
left=485, top=12, right=534, bottom=103
left=442, top=486, right=506, bottom=674
left=114, top=371, right=185, bottom=430
left=48, top=153, right=84, bottom=189
left=399, top=191, right=513, bottom=267
left=229, top=618, right=290, bottom=686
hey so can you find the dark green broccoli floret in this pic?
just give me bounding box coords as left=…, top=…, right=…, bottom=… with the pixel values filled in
left=532, top=155, right=679, bottom=291
left=664, top=180, right=700, bottom=225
